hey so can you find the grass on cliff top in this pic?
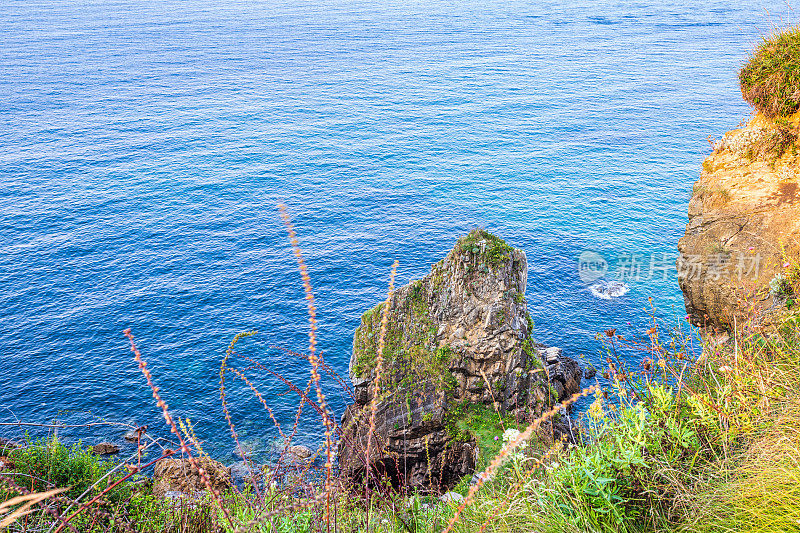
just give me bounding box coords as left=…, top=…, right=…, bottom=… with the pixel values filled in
left=740, top=24, right=800, bottom=118
left=458, top=229, right=514, bottom=267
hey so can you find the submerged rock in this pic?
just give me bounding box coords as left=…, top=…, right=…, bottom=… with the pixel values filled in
left=92, top=442, right=120, bottom=455
left=678, top=112, right=800, bottom=328
left=338, top=230, right=582, bottom=491
left=123, top=426, right=148, bottom=442
left=283, top=444, right=314, bottom=466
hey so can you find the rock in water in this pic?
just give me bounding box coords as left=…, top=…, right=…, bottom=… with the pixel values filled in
left=283, top=444, right=314, bottom=465
left=92, top=443, right=120, bottom=455
left=338, top=230, right=582, bottom=491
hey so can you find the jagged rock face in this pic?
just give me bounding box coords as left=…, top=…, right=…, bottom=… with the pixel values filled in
left=338, top=230, right=582, bottom=491
left=678, top=112, right=800, bottom=328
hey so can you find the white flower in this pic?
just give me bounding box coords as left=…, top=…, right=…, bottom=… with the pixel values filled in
left=718, top=365, right=733, bottom=373
left=502, top=428, right=521, bottom=442
left=770, top=273, right=790, bottom=296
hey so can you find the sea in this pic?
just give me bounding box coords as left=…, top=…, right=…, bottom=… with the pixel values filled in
left=0, top=0, right=795, bottom=461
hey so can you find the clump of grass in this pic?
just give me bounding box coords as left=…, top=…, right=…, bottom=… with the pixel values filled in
left=740, top=25, right=800, bottom=118
left=2, top=436, right=133, bottom=503
left=458, top=229, right=514, bottom=267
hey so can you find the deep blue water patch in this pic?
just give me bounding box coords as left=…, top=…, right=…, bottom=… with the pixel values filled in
left=0, top=0, right=795, bottom=459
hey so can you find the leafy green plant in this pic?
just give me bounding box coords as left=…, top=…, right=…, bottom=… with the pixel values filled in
left=4, top=436, right=134, bottom=503
left=458, top=229, right=514, bottom=267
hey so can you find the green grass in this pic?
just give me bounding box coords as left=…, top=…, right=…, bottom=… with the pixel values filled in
left=3, top=436, right=135, bottom=502
left=458, top=229, right=514, bottom=267
left=740, top=24, right=800, bottom=118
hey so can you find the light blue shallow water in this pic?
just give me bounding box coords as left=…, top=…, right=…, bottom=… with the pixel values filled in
left=0, top=0, right=795, bottom=458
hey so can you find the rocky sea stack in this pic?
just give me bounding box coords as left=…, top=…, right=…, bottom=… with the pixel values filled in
left=338, top=230, right=583, bottom=491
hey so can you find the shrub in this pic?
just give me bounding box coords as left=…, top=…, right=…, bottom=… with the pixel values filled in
left=739, top=25, right=800, bottom=118
left=3, top=436, right=134, bottom=503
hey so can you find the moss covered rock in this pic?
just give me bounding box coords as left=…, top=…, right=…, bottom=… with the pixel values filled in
left=338, top=230, right=583, bottom=491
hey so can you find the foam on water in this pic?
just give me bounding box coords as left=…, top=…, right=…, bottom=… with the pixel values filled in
left=589, top=280, right=631, bottom=300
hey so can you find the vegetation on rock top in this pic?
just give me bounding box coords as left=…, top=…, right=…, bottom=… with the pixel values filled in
left=740, top=24, right=800, bottom=118
left=457, top=229, right=514, bottom=267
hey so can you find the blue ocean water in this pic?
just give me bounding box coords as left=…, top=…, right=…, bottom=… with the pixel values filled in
left=0, top=0, right=795, bottom=458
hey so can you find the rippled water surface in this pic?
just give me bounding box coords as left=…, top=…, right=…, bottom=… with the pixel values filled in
left=0, top=0, right=794, bottom=457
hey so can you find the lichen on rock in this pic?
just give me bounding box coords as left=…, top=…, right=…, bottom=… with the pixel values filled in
left=338, top=229, right=583, bottom=491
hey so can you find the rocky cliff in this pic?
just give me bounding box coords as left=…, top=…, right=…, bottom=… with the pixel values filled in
left=338, top=230, right=583, bottom=491
left=678, top=112, right=800, bottom=328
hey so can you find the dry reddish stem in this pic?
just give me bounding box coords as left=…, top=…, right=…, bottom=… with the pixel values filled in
left=278, top=204, right=336, bottom=524
left=219, top=330, right=262, bottom=501
left=365, top=260, right=399, bottom=485
left=122, top=328, right=233, bottom=529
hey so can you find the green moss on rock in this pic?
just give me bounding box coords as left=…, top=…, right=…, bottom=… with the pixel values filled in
left=444, top=402, right=522, bottom=468
left=458, top=229, right=514, bottom=267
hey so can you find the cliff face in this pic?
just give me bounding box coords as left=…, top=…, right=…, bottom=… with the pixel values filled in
left=338, top=230, right=582, bottom=491
left=678, top=112, right=800, bottom=328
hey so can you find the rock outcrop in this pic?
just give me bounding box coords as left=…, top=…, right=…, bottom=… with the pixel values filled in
left=92, top=443, right=120, bottom=455
left=338, top=230, right=583, bottom=491
left=152, top=457, right=231, bottom=499
left=678, top=112, right=800, bottom=328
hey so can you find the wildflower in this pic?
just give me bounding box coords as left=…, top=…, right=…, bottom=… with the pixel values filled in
left=589, top=389, right=605, bottom=420
left=493, top=436, right=499, bottom=441
left=502, top=428, right=521, bottom=443
left=719, top=365, right=733, bottom=373
left=770, top=273, right=789, bottom=295
left=784, top=262, right=791, bottom=268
